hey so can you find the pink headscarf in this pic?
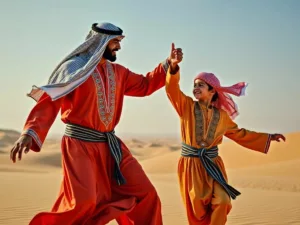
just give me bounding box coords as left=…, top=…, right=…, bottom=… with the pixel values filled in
left=194, top=72, right=248, bottom=119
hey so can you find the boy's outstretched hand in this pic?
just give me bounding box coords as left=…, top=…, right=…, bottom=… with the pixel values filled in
left=168, top=43, right=183, bottom=74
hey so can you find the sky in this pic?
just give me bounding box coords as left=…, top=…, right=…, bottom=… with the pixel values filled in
left=0, top=0, right=299, bottom=138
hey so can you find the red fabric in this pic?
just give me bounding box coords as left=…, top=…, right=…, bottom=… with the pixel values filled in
left=194, top=72, right=247, bottom=119
left=29, top=139, right=162, bottom=225
left=23, top=60, right=166, bottom=225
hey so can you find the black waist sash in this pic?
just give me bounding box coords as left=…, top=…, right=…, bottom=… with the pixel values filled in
left=181, top=143, right=241, bottom=199
left=64, top=123, right=125, bottom=185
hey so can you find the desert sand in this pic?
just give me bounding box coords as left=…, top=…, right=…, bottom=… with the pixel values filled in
left=0, top=129, right=299, bottom=225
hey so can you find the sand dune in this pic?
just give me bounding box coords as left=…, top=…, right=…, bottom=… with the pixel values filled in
left=123, top=138, right=181, bottom=161
left=29, top=152, right=62, bottom=168
left=0, top=129, right=20, bottom=148
left=0, top=129, right=20, bottom=141
left=220, top=132, right=300, bottom=169
left=230, top=158, right=300, bottom=177
left=1, top=129, right=300, bottom=225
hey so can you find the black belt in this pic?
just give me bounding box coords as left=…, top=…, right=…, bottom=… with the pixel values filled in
left=64, top=123, right=125, bottom=185
left=181, top=143, right=241, bottom=199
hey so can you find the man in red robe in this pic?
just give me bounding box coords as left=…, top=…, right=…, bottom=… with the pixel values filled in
left=10, top=22, right=183, bottom=225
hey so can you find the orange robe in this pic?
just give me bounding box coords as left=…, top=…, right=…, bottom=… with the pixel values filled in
left=22, top=59, right=169, bottom=225
left=165, top=69, right=271, bottom=225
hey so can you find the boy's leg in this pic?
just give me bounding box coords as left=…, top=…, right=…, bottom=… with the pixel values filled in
left=210, top=182, right=232, bottom=225
left=178, top=158, right=211, bottom=225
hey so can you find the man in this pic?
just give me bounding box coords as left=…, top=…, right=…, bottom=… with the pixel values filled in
left=10, top=22, right=183, bottom=225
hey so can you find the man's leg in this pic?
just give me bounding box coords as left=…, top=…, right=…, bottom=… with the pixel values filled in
left=210, top=182, right=232, bottom=225
left=112, top=142, right=163, bottom=225
left=29, top=137, right=100, bottom=225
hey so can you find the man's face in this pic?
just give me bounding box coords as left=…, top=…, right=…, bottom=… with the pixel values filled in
left=103, top=38, right=121, bottom=62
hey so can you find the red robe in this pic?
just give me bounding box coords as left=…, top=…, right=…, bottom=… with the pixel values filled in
left=22, top=59, right=169, bottom=225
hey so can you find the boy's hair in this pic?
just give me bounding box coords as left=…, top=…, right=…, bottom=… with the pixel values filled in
left=207, top=84, right=219, bottom=102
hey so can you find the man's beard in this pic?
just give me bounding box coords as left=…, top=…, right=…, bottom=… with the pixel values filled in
left=103, top=47, right=117, bottom=62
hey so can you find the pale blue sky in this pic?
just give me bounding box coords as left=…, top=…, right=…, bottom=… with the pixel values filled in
left=0, top=0, right=299, bottom=138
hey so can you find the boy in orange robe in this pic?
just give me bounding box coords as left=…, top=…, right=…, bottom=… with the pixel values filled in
left=10, top=22, right=183, bottom=225
left=165, top=62, right=285, bottom=224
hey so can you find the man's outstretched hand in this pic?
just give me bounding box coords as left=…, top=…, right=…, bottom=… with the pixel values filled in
left=10, top=134, right=32, bottom=163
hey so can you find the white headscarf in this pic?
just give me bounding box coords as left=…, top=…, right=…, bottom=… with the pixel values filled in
left=28, top=22, right=125, bottom=102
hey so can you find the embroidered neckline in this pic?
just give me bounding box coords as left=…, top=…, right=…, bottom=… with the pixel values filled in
left=194, top=101, right=220, bottom=147
left=92, top=62, right=116, bottom=128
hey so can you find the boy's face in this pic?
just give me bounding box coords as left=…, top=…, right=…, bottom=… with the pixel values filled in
left=193, top=79, right=215, bottom=101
